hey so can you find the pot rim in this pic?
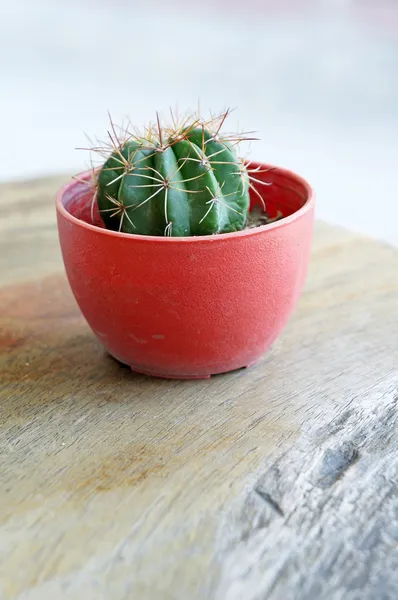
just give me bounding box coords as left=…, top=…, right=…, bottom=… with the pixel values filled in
left=56, top=162, right=315, bottom=243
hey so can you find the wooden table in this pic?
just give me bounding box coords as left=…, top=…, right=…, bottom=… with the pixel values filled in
left=1, top=175, right=397, bottom=600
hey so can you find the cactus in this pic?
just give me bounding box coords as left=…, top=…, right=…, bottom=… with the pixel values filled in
left=91, top=110, right=269, bottom=237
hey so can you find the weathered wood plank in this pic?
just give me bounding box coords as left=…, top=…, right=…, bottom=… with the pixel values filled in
left=216, top=379, right=398, bottom=600
left=0, top=175, right=397, bottom=599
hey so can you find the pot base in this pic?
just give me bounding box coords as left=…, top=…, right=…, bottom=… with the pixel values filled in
left=129, top=363, right=256, bottom=380
left=131, top=367, right=212, bottom=380
left=110, top=354, right=256, bottom=380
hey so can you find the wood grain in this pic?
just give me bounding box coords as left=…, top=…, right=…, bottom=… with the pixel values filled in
left=0, top=175, right=397, bottom=600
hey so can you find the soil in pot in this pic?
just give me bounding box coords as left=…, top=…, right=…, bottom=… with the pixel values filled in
left=245, top=205, right=284, bottom=229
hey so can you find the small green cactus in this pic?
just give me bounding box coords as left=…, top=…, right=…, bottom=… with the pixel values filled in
left=93, top=110, right=264, bottom=237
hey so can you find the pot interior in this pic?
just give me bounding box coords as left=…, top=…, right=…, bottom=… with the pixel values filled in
left=247, top=165, right=308, bottom=219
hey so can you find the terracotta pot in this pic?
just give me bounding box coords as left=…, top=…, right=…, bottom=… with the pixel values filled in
left=56, top=163, right=314, bottom=379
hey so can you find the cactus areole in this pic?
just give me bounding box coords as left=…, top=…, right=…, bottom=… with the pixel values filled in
left=95, top=111, right=266, bottom=237
left=56, top=108, right=315, bottom=379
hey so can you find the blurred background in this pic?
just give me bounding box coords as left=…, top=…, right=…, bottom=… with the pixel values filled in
left=1, top=0, right=397, bottom=244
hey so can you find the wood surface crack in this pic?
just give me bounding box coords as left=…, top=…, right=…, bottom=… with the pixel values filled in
left=311, top=441, right=359, bottom=489
left=254, top=488, right=285, bottom=517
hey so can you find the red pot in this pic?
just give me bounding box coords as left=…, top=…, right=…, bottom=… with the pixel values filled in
left=56, top=163, right=314, bottom=379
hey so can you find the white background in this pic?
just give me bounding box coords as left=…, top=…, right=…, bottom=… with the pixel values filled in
left=1, top=0, right=397, bottom=245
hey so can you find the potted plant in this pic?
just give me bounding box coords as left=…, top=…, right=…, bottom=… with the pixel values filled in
left=56, top=109, right=314, bottom=379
